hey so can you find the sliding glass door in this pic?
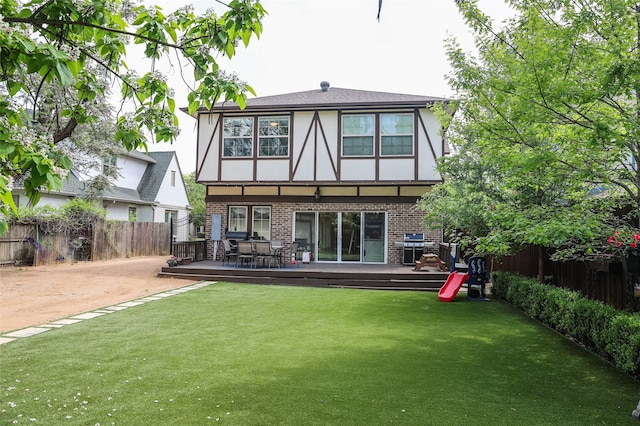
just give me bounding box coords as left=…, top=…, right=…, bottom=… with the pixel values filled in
left=294, top=211, right=386, bottom=263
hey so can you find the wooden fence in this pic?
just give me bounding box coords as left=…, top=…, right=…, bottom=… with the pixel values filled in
left=0, top=220, right=172, bottom=266
left=92, top=220, right=171, bottom=260
left=440, top=244, right=639, bottom=311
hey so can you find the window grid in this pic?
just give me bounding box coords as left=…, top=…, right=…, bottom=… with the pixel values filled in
left=342, top=114, right=374, bottom=156
left=258, top=117, right=289, bottom=157
left=223, top=118, right=253, bottom=157
left=229, top=206, right=248, bottom=232
left=380, top=114, right=413, bottom=156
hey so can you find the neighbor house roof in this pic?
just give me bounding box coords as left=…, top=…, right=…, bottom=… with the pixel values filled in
left=186, top=83, right=451, bottom=115
left=15, top=151, right=181, bottom=206
left=138, top=151, right=176, bottom=202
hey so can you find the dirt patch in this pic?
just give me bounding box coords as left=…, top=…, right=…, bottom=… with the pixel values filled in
left=0, top=256, right=199, bottom=333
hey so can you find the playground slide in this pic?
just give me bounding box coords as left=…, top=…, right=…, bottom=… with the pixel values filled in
left=438, top=272, right=469, bottom=302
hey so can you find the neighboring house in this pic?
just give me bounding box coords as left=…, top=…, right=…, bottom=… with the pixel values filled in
left=13, top=151, right=191, bottom=241
left=186, top=82, right=450, bottom=264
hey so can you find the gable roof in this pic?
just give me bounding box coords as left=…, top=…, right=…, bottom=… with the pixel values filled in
left=137, top=151, right=176, bottom=202
left=188, top=84, right=451, bottom=114
left=14, top=151, right=182, bottom=206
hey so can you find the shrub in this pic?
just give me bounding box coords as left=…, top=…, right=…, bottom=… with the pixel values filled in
left=491, top=272, right=640, bottom=378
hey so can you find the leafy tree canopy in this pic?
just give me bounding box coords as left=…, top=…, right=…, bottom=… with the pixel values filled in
left=0, top=0, right=265, bottom=234
left=184, top=171, right=205, bottom=231
left=420, top=0, right=640, bottom=269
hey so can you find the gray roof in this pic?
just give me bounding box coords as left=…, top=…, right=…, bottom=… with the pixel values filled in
left=99, top=186, right=143, bottom=203
left=14, top=170, right=85, bottom=195
left=138, top=151, right=176, bottom=202
left=15, top=151, right=179, bottom=205
left=97, top=152, right=176, bottom=204
left=188, top=84, right=450, bottom=114
left=58, top=171, right=86, bottom=195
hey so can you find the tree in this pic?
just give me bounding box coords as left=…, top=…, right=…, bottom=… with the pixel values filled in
left=15, top=67, right=125, bottom=196
left=184, top=171, right=205, bottom=233
left=419, top=0, right=640, bottom=280
left=0, top=0, right=266, bottom=234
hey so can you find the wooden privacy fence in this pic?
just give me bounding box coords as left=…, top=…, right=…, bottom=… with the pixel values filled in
left=0, top=220, right=171, bottom=266
left=92, top=220, right=171, bottom=260
left=440, top=244, right=638, bottom=311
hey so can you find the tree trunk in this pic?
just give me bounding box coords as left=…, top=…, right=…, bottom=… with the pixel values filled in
left=537, top=245, right=545, bottom=282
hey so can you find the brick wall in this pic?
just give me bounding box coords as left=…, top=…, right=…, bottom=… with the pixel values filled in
left=206, top=200, right=441, bottom=264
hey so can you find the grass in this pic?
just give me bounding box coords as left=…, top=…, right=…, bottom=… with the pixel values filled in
left=0, top=282, right=638, bottom=425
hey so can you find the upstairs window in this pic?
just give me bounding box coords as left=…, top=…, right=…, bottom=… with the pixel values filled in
left=223, top=118, right=253, bottom=157
left=380, top=113, right=413, bottom=155
left=342, top=115, right=374, bottom=156
left=258, top=117, right=289, bottom=157
left=103, top=154, right=118, bottom=174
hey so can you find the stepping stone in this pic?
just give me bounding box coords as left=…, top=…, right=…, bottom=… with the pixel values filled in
left=104, top=305, right=129, bottom=311
left=50, top=319, right=83, bottom=325
left=4, top=327, right=51, bottom=338
left=70, top=312, right=106, bottom=320
left=117, top=301, right=146, bottom=307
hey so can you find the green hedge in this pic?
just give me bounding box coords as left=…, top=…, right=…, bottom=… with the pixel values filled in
left=492, top=272, right=640, bottom=379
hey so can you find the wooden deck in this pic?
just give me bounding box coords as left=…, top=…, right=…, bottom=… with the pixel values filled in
left=159, top=260, right=451, bottom=291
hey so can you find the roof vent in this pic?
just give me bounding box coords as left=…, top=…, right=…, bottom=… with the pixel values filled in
left=320, top=81, right=330, bottom=92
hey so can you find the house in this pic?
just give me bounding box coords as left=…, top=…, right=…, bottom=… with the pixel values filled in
left=187, top=82, right=449, bottom=264
left=12, top=151, right=192, bottom=241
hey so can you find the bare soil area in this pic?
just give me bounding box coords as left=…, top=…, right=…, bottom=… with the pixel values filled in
left=0, top=256, right=198, bottom=333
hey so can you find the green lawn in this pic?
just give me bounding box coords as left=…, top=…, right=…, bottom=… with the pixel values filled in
left=0, top=283, right=638, bottom=425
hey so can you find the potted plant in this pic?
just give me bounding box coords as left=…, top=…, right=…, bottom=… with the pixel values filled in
left=166, top=256, right=180, bottom=267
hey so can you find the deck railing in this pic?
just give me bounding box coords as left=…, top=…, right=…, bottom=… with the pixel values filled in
left=173, top=240, right=208, bottom=261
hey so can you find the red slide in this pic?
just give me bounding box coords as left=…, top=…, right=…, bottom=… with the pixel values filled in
left=438, top=272, right=469, bottom=302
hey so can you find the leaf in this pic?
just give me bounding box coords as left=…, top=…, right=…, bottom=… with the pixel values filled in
left=55, top=62, right=74, bottom=87
left=0, top=143, right=16, bottom=156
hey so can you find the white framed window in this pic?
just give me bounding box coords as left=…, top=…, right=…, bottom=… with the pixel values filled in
left=229, top=206, right=248, bottom=232
left=252, top=206, right=271, bottom=240
left=342, top=114, right=374, bottom=156
left=228, top=206, right=271, bottom=240
left=103, top=154, right=118, bottom=174
left=223, top=118, right=253, bottom=157
left=380, top=113, right=413, bottom=155
left=258, top=117, right=289, bottom=157
left=164, top=209, right=177, bottom=223
left=171, top=170, right=176, bottom=187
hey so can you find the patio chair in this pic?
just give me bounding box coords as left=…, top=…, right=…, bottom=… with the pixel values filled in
left=255, top=241, right=278, bottom=268
left=236, top=241, right=255, bottom=268
left=269, top=240, right=285, bottom=266
left=285, top=241, right=300, bottom=267
left=467, top=256, right=490, bottom=301
left=221, top=239, right=238, bottom=265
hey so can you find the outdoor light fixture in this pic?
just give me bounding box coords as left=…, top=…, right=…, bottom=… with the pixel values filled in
left=314, top=187, right=321, bottom=201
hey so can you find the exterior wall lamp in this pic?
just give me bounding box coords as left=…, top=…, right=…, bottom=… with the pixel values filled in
left=314, top=187, right=321, bottom=201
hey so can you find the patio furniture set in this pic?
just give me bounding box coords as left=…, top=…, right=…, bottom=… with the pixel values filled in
left=221, top=239, right=299, bottom=268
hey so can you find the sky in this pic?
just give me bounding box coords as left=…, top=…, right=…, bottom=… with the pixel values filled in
left=136, top=0, right=514, bottom=173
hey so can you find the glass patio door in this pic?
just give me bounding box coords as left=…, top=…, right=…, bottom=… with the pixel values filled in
left=295, top=211, right=386, bottom=263
left=341, top=212, right=361, bottom=262
left=363, top=212, right=385, bottom=262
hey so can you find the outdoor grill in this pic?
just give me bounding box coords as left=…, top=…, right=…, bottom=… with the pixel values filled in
left=402, top=233, right=426, bottom=265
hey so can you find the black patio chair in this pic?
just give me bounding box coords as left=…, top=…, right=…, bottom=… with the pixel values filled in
left=221, top=239, right=238, bottom=265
